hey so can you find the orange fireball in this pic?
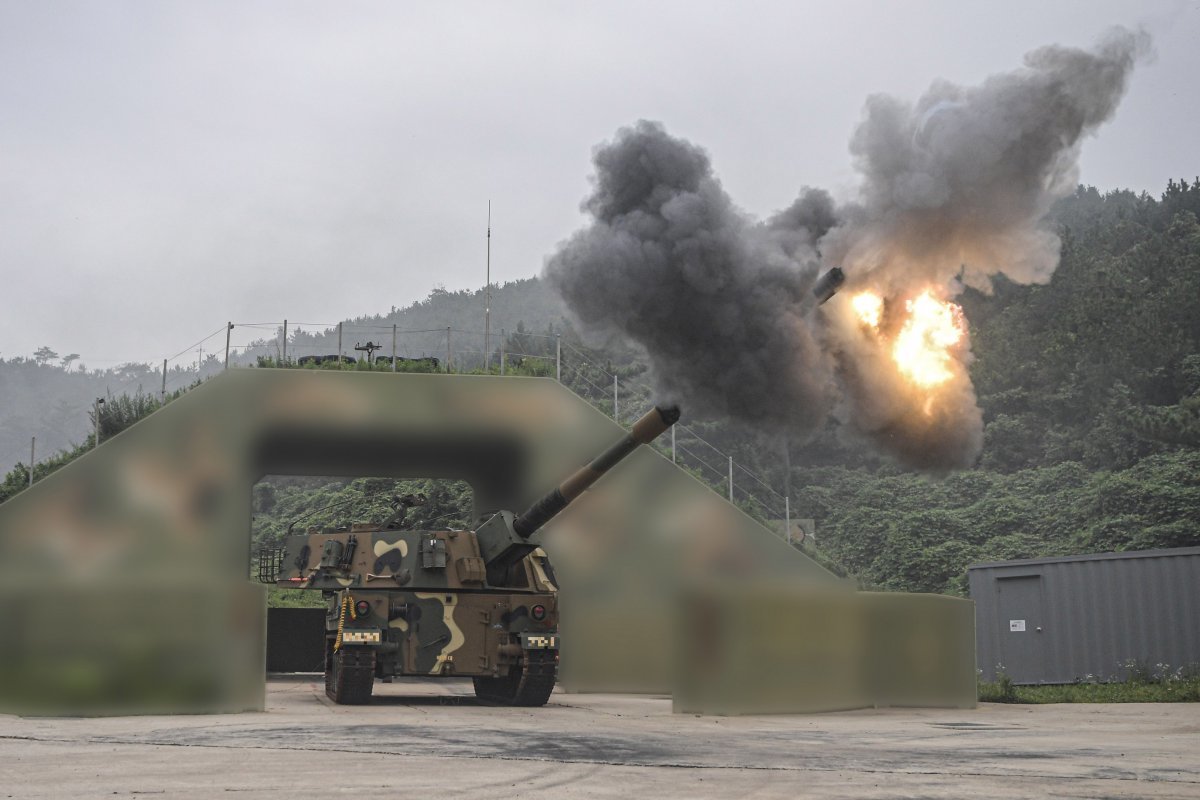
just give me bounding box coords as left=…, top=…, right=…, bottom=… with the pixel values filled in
left=848, top=289, right=966, bottom=389
left=892, top=291, right=965, bottom=387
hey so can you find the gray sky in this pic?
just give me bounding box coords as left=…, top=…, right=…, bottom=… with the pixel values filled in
left=2, top=0, right=1196, bottom=368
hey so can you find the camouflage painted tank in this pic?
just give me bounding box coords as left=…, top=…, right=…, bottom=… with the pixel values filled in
left=264, top=405, right=680, bottom=706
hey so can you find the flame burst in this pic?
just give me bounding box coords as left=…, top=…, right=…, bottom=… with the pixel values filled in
left=852, top=290, right=966, bottom=389
left=894, top=292, right=965, bottom=386
left=851, top=292, right=883, bottom=331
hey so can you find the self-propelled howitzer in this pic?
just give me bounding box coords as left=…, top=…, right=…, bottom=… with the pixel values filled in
left=264, top=405, right=680, bottom=706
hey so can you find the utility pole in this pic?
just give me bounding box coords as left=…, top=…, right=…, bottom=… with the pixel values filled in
left=613, top=375, right=618, bottom=423
left=392, top=324, right=397, bottom=373
left=728, top=456, right=734, bottom=502
left=337, top=322, right=343, bottom=366
left=446, top=327, right=452, bottom=373
left=785, top=496, right=792, bottom=545
left=224, top=322, right=233, bottom=370
left=93, top=397, right=105, bottom=449
left=555, top=334, right=561, bottom=382
left=671, top=425, right=676, bottom=463
left=28, top=436, right=35, bottom=489
left=282, top=319, right=288, bottom=364
left=485, top=200, right=492, bottom=371
left=782, top=435, right=792, bottom=544
left=161, top=359, right=167, bottom=402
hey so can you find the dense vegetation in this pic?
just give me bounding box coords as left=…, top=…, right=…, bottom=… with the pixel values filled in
left=979, top=661, right=1200, bottom=703
left=3, top=180, right=1198, bottom=598
left=797, top=181, right=1200, bottom=592
left=0, top=390, right=184, bottom=505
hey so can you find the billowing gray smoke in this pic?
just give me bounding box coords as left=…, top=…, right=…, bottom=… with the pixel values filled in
left=545, top=120, right=839, bottom=434
left=823, top=26, right=1152, bottom=292
left=545, top=29, right=1149, bottom=470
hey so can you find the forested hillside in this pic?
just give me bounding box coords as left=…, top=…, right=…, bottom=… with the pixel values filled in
left=799, top=180, right=1200, bottom=591
left=235, top=277, right=568, bottom=368
left=3, top=180, right=1198, bottom=596
left=0, top=277, right=568, bottom=470
left=0, top=358, right=192, bottom=473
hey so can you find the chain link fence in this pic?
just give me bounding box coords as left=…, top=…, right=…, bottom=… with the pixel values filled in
left=105, top=320, right=812, bottom=546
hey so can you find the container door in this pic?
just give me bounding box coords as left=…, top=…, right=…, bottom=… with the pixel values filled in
left=995, top=574, right=1045, bottom=683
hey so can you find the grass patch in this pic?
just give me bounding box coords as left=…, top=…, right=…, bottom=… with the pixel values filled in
left=267, top=586, right=326, bottom=608
left=979, top=668, right=1200, bottom=703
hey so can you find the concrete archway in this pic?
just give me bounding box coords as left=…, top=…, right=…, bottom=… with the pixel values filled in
left=0, top=369, right=838, bottom=714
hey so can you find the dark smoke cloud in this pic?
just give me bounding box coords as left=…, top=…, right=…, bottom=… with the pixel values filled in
left=545, top=121, right=837, bottom=434
left=546, top=29, right=1149, bottom=470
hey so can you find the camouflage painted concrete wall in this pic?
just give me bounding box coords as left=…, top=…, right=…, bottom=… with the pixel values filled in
left=0, top=370, right=829, bottom=713
left=0, top=369, right=974, bottom=715
left=673, top=584, right=976, bottom=714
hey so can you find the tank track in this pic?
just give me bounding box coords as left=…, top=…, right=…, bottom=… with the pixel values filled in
left=325, top=641, right=376, bottom=705
left=473, top=648, right=557, bottom=707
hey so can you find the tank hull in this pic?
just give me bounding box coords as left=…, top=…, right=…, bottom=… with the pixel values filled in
left=323, top=587, right=558, bottom=705
left=326, top=587, right=558, bottom=678
left=268, top=525, right=559, bottom=705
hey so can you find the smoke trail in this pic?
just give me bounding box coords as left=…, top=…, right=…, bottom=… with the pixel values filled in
left=546, top=29, right=1149, bottom=470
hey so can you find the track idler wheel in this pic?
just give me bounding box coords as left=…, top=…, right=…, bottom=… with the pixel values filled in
left=325, top=639, right=376, bottom=705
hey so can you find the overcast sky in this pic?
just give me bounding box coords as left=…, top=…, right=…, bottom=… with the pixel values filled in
left=1, top=0, right=1196, bottom=368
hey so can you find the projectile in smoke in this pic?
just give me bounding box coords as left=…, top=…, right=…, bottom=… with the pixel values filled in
left=545, top=27, right=1148, bottom=467
left=812, top=267, right=845, bottom=305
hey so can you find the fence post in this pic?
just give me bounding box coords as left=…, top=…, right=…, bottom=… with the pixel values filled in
left=224, top=322, right=232, bottom=370
left=785, top=495, right=791, bottom=544
left=282, top=319, right=288, bottom=364
left=446, top=327, right=452, bottom=373
left=500, top=329, right=506, bottom=376
left=392, top=324, right=397, bottom=372
left=93, top=398, right=103, bottom=449
left=555, top=334, right=561, bottom=382
left=728, top=456, right=734, bottom=501
left=613, top=374, right=619, bottom=423
left=28, top=436, right=35, bottom=489
left=337, top=322, right=343, bottom=366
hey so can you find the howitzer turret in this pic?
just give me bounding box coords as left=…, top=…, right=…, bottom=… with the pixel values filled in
left=262, top=403, right=680, bottom=706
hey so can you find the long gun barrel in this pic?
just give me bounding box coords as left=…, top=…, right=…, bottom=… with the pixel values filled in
left=513, top=404, right=681, bottom=538
left=475, top=404, right=681, bottom=584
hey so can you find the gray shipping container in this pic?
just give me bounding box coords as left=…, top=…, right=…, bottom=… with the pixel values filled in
left=969, top=547, right=1200, bottom=684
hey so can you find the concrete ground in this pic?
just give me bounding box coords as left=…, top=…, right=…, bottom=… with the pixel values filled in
left=1, top=677, right=1197, bottom=799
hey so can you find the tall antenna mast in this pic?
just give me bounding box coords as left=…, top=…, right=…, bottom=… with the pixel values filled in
left=485, top=200, right=492, bottom=371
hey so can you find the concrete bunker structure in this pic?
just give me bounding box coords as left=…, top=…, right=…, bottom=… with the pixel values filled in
left=0, top=369, right=975, bottom=715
